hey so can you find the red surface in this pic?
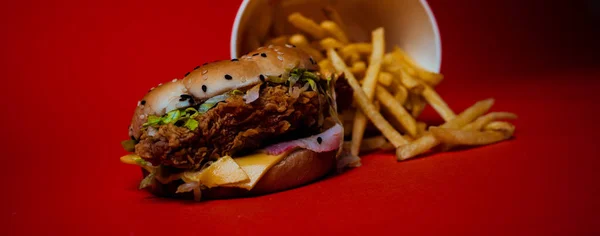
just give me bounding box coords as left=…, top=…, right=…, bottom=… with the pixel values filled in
left=2, top=0, right=599, bottom=235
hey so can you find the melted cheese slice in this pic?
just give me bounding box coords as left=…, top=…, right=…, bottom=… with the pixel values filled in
left=182, top=156, right=249, bottom=188
left=224, top=151, right=288, bottom=190
left=120, top=151, right=288, bottom=190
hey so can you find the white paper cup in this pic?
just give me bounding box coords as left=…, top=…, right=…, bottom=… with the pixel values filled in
left=230, top=0, right=441, bottom=72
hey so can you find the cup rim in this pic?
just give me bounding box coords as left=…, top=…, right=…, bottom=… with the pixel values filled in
left=229, top=0, right=442, bottom=72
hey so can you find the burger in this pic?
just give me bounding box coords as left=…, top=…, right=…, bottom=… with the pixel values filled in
left=120, top=45, right=354, bottom=201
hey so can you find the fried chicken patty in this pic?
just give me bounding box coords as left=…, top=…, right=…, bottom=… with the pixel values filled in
left=134, top=85, right=324, bottom=169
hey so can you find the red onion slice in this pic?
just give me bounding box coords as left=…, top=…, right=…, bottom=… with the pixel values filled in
left=264, top=124, right=343, bottom=155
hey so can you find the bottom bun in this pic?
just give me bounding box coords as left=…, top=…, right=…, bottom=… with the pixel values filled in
left=142, top=149, right=336, bottom=200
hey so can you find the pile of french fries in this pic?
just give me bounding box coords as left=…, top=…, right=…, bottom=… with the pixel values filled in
left=263, top=8, right=517, bottom=162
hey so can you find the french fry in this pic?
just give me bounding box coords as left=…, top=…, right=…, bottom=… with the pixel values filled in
left=392, top=47, right=443, bottom=86
left=484, top=121, right=516, bottom=136
left=430, top=127, right=510, bottom=146
left=340, top=43, right=372, bottom=59
left=350, top=61, right=366, bottom=77
left=350, top=28, right=385, bottom=155
left=378, top=72, right=394, bottom=87
left=288, top=13, right=327, bottom=39
left=441, top=112, right=518, bottom=151
left=322, top=7, right=348, bottom=40
left=289, top=34, right=310, bottom=47
left=266, top=35, right=289, bottom=46
left=396, top=99, right=495, bottom=160
left=398, top=67, right=424, bottom=93
left=328, top=49, right=408, bottom=148
left=416, top=121, right=427, bottom=136
left=463, top=112, right=518, bottom=131
left=422, top=85, right=456, bottom=121
left=320, top=21, right=349, bottom=44
left=348, top=53, right=362, bottom=64
left=394, top=84, right=409, bottom=105
left=320, top=37, right=344, bottom=50
left=290, top=34, right=324, bottom=61
left=375, top=86, right=418, bottom=137
left=408, top=93, right=426, bottom=118
left=318, top=59, right=334, bottom=77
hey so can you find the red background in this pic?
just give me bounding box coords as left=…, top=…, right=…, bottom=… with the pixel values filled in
left=2, top=0, right=599, bottom=235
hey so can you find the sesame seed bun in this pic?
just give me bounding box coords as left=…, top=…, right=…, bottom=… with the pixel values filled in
left=143, top=149, right=336, bottom=200
left=129, top=45, right=318, bottom=139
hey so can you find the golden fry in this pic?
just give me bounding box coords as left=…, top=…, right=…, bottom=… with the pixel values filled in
left=376, top=86, right=418, bottom=137
left=322, top=6, right=348, bottom=40
left=392, top=47, right=443, bottom=86
left=484, top=121, right=516, bottom=136
left=378, top=72, right=393, bottom=87
left=402, top=68, right=425, bottom=93
left=318, top=59, right=334, bottom=77
left=416, top=121, right=427, bottom=136
left=463, top=112, right=518, bottom=131
left=441, top=113, right=517, bottom=151
left=340, top=43, right=372, bottom=59
left=320, top=21, right=349, bottom=44
left=394, top=84, right=408, bottom=105
left=350, top=28, right=385, bottom=155
left=396, top=98, right=495, bottom=160
left=288, top=13, right=327, bottom=39
left=430, top=127, right=510, bottom=146
left=422, top=85, right=456, bottom=121
left=350, top=61, right=366, bottom=77
left=266, top=36, right=289, bottom=46
left=289, top=34, right=324, bottom=61
left=289, top=34, right=310, bottom=47
left=408, top=93, right=426, bottom=118
left=320, top=37, right=344, bottom=50
left=328, top=49, right=408, bottom=148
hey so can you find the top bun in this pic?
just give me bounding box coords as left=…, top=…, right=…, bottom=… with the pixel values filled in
left=129, top=45, right=319, bottom=139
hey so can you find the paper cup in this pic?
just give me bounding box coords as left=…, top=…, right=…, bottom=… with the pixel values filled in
left=230, top=0, right=441, bottom=72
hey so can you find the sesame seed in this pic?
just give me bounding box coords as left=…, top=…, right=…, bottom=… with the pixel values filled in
left=140, top=100, right=146, bottom=105
left=224, top=74, right=233, bottom=80
left=231, top=58, right=239, bottom=61
left=260, top=53, right=267, bottom=58
left=277, top=51, right=284, bottom=55
left=139, top=114, right=145, bottom=119
left=252, top=53, right=259, bottom=57
left=202, top=70, right=208, bottom=75
left=173, top=78, right=179, bottom=82
left=194, top=65, right=200, bottom=70
left=285, top=44, right=296, bottom=48
left=158, top=83, right=163, bottom=86
left=309, top=57, right=315, bottom=65
left=137, top=101, right=141, bottom=106
left=277, top=55, right=283, bottom=61
left=259, top=74, right=265, bottom=82
left=317, top=137, right=323, bottom=144
left=268, top=45, right=274, bottom=48
left=202, top=85, right=207, bottom=92
left=257, top=47, right=264, bottom=50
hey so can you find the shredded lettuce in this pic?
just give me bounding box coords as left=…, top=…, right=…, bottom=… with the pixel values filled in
left=304, top=78, right=317, bottom=91
left=121, top=140, right=136, bottom=152
left=184, top=118, right=199, bottom=131
left=139, top=172, right=156, bottom=189
left=198, top=94, right=229, bottom=113
left=162, top=110, right=181, bottom=124
left=230, top=89, right=244, bottom=96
